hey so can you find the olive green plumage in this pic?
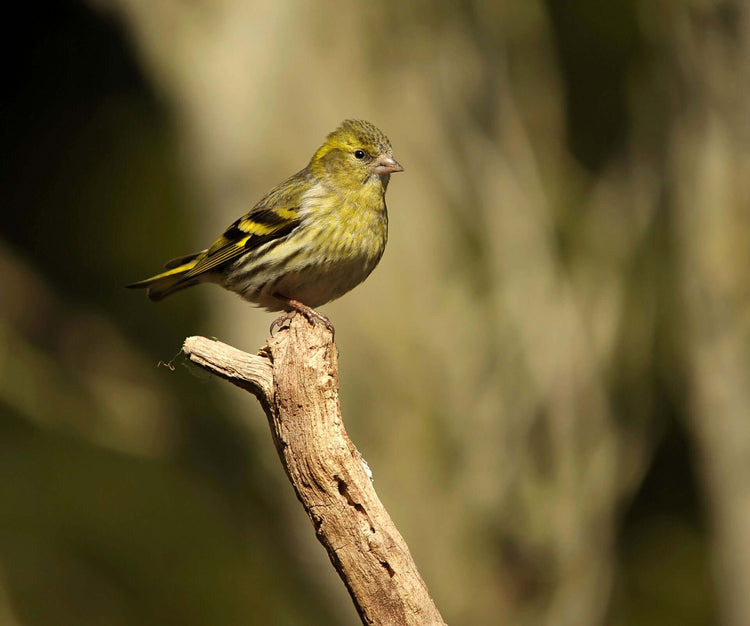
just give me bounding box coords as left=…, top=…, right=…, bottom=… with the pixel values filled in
left=127, top=120, right=403, bottom=327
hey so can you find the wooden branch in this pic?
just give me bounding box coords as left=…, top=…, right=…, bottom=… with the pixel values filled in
left=182, top=316, right=446, bottom=626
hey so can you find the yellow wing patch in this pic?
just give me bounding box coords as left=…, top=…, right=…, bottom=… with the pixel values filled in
left=182, top=208, right=302, bottom=278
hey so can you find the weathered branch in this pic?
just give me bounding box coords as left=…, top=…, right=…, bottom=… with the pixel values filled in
left=182, top=316, right=446, bottom=626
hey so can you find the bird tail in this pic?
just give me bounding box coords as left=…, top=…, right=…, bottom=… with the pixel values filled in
left=126, top=251, right=205, bottom=301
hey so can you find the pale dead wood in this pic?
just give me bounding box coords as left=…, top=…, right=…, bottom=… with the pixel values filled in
left=182, top=316, right=446, bottom=626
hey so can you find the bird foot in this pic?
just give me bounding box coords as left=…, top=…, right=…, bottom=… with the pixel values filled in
left=270, top=298, right=335, bottom=337
left=269, top=312, right=295, bottom=335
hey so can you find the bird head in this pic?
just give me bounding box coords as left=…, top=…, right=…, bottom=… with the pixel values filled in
left=309, top=119, right=404, bottom=190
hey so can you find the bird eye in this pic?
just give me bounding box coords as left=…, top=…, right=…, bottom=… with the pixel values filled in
left=354, top=149, right=366, bottom=159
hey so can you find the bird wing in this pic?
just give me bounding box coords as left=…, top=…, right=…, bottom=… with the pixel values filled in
left=183, top=173, right=306, bottom=278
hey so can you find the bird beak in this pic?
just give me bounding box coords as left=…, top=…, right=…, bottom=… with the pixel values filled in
left=374, top=156, right=404, bottom=175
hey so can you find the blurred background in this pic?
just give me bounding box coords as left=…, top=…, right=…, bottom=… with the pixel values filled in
left=1, top=1, right=748, bottom=624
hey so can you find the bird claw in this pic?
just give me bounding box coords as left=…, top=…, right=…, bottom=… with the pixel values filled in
left=269, top=299, right=335, bottom=338
left=299, top=308, right=335, bottom=336
left=269, top=312, right=295, bottom=336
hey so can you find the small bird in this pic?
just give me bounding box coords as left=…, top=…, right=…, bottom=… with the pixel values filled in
left=127, top=119, right=403, bottom=334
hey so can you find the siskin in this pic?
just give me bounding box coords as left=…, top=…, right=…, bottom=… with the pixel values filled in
left=127, top=119, right=403, bottom=333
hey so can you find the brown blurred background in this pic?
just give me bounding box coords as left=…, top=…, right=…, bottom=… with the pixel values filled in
left=1, top=1, right=748, bottom=625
